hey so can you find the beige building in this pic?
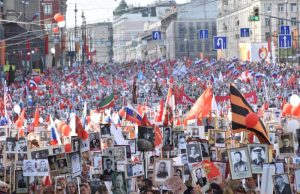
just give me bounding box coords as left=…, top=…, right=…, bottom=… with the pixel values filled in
left=217, top=0, right=300, bottom=62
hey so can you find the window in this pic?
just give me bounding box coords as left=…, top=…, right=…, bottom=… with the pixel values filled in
left=44, top=4, right=52, bottom=15
left=278, top=4, right=284, bottom=12
left=189, top=41, right=194, bottom=52
left=265, top=32, right=271, bottom=41
left=265, top=18, right=270, bottom=26
left=291, top=17, right=297, bottom=26
left=279, top=19, right=285, bottom=26
left=291, top=3, right=297, bottom=12
left=264, top=3, right=272, bottom=13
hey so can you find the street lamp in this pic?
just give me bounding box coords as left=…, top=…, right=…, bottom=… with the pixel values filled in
left=267, top=9, right=273, bottom=62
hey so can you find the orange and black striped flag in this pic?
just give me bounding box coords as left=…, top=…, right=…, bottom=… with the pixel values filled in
left=230, top=84, right=270, bottom=144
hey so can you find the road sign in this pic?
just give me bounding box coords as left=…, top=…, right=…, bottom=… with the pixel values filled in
left=280, top=26, right=290, bottom=34
left=240, top=28, right=250, bottom=37
left=199, top=29, right=208, bottom=39
left=278, top=34, right=292, bottom=48
left=152, top=31, right=161, bottom=40
left=213, top=36, right=227, bottom=50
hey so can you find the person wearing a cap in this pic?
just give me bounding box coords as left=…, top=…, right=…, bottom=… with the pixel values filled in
left=279, top=134, right=294, bottom=153
left=251, top=147, right=265, bottom=167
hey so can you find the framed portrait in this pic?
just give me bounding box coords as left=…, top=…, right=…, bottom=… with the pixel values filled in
left=266, top=122, right=276, bottom=132
left=137, top=126, right=155, bottom=151
left=92, top=156, right=102, bottom=169
left=15, top=170, right=29, bottom=193
left=146, top=153, right=159, bottom=170
left=103, top=137, right=115, bottom=148
left=269, top=132, right=277, bottom=145
left=200, top=142, right=210, bottom=158
left=30, top=148, right=49, bottom=160
left=214, top=130, right=226, bottom=148
left=295, top=169, right=300, bottom=193
left=89, top=132, right=101, bottom=151
left=163, top=126, right=172, bottom=148
left=273, top=173, right=292, bottom=194
left=56, top=158, right=69, bottom=174
left=0, top=127, right=7, bottom=141
left=102, top=156, right=116, bottom=179
left=115, top=145, right=131, bottom=159
left=52, top=146, right=64, bottom=155
left=67, top=151, right=82, bottom=178
left=217, top=117, right=229, bottom=130
left=263, top=110, right=272, bottom=122
left=63, top=136, right=71, bottom=144
left=9, top=129, right=18, bottom=138
left=191, top=166, right=207, bottom=187
left=48, top=155, right=57, bottom=171
left=248, top=144, right=268, bottom=174
left=278, top=133, right=295, bottom=156
left=71, top=137, right=81, bottom=152
left=114, top=146, right=126, bottom=162
left=81, top=138, right=90, bottom=152
left=173, top=166, right=184, bottom=181
left=100, top=123, right=111, bottom=138
left=153, top=158, right=172, bottom=185
left=104, top=147, right=115, bottom=157
left=125, top=161, right=144, bottom=179
left=23, top=160, right=36, bottom=176
left=40, top=130, right=48, bottom=142
left=15, top=137, right=27, bottom=153
left=202, top=117, right=215, bottom=132
left=127, top=139, right=136, bottom=154
left=273, top=109, right=282, bottom=123
left=111, top=172, right=127, bottom=194
left=177, top=133, right=187, bottom=150
left=186, top=143, right=202, bottom=164
left=227, top=147, right=252, bottom=180
left=6, top=137, right=17, bottom=153
left=35, top=159, right=49, bottom=176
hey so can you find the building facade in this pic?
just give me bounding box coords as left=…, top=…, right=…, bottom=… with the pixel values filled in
left=217, top=0, right=300, bottom=62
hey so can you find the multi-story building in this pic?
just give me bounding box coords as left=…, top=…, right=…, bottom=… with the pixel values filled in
left=217, top=0, right=300, bottom=62
left=162, top=0, right=218, bottom=59
left=112, top=0, right=159, bottom=63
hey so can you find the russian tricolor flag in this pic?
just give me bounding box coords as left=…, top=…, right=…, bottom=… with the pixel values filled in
left=28, top=79, right=38, bottom=90
left=49, top=115, right=61, bottom=145
left=123, top=106, right=142, bottom=125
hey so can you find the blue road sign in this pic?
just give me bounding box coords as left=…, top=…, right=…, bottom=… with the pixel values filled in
left=213, top=36, right=227, bottom=49
left=152, top=31, right=161, bottom=40
left=240, top=28, right=250, bottom=37
left=278, top=34, right=292, bottom=48
left=199, top=29, right=209, bottom=39
left=280, top=26, right=290, bottom=34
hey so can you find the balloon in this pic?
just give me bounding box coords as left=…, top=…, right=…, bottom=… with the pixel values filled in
left=291, top=104, right=300, bottom=117
left=61, top=124, right=70, bottom=136
left=245, top=112, right=259, bottom=128
left=52, top=27, right=59, bottom=34
left=283, top=103, right=292, bottom=116
left=64, top=143, right=72, bottom=153
left=119, top=109, right=126, bottom=118
left=290, top=94, right=300, bottom=107
left=39, top=117, right=44, bottom=123
left=34, top=76, right=41, bottom=84
left=54, top=13, right=64, bottom=22
left=13, top=104, right=21, bottom=114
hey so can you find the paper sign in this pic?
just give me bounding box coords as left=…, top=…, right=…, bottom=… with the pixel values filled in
left=165, top=175, right=187, bottom=194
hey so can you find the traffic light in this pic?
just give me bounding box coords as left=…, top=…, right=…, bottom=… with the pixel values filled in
left=254, top=7, right=259, bottom=16
left=249, top=7, right=259, bottom=21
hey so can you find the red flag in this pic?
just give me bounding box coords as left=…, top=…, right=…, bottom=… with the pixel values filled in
left=75, top=115, right=88, bottom=140
left=33, top=106, right=40, bottom=127
left=201, top=160, right=221, bottom=181
left=155, top=99, right=164, bottom=123
left=141, top=114, right=152, bottom=126
left=163, top=86, right=175, bottom=126
left=184, top=87, right=213, bottom=126
left=154, top=126, right=162, bottom=147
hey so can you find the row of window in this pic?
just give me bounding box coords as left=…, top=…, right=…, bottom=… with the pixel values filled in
left=265, top=18, right=298, bottom=26
left=264, top=3, right=298, bottom=12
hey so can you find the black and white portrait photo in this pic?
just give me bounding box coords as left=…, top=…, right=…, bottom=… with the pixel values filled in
left=6, top=137, right=16, bottom=152
left=71, top=138, right=81, bottom=152
left=153, top=159, right=172, bottom=185
left=111, top=172, right=127, bottom=194
left=200, top=142, right=210, bottom=158
left=57, top=158, right=69, bottom=174
left=104, top=137, right=115, bottom=148
left=186, top=143, right=202, bottom=164
left=273, top=173, right=292, bottom=194
left=23, top=160, right=36, bottom=176
left=52, top=146, right=63, bottom=155
left=173, top=166, right=184, bottom=181
left=16, top=137, right=27, bottom=153
left=275, top=162, right=285, bottom=174
left=114, top=146, right=126, bottom=162
left=202, top=117, right=215, bottom=132
left=228, top=147, right=252, bottom=180
left=163, top=127, right=172, bottom=147
left=191, top=127, right=200, bottom=137
left=248, top=144, right=268, bottom=174
left=279, top=133, right=294, bottom=156
left=125, top=161, right=144, bottom=178
left=15, top=170, right=29, bottom=193
left=48, top=155, right=57, bottom=171
left=68, top=152, right=82, bottom=177
left=36, top=159, right=49, bottom=176
left=89, top=132, right=101, bottom=151
left=215, top=131, right=226, bottom=147
left=100, top=123, right=111, bottom=138
left=269, top=132, right=276, bottom=145
left=137, top=126, right=155, bottom=151
left=127, top=139, right=136, bottom=154
left=178, top=134, right=187, bottom=149
left=102, top=157, right=115, bottom=177
left=31, top=149, right=49, bottom=160
left=192, top=167, right=207, bottom=187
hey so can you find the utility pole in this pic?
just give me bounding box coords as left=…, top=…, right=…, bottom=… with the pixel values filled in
left=285, top=0, right=288, bottom=65
left=81, top=11, right=86, bottom=68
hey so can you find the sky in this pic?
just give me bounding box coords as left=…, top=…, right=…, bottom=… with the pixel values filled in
left=66, top=0, right=190, bottom=28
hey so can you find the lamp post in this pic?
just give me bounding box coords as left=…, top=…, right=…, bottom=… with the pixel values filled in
left=21, top=0, right=29, bottom=78
left=184, top=38, right=189, bottom=58
left=285, top=0, right=288, bottom=65
left=267, top=10, right=273, bottom=62
left=81, top=12, right=86, bottom=67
